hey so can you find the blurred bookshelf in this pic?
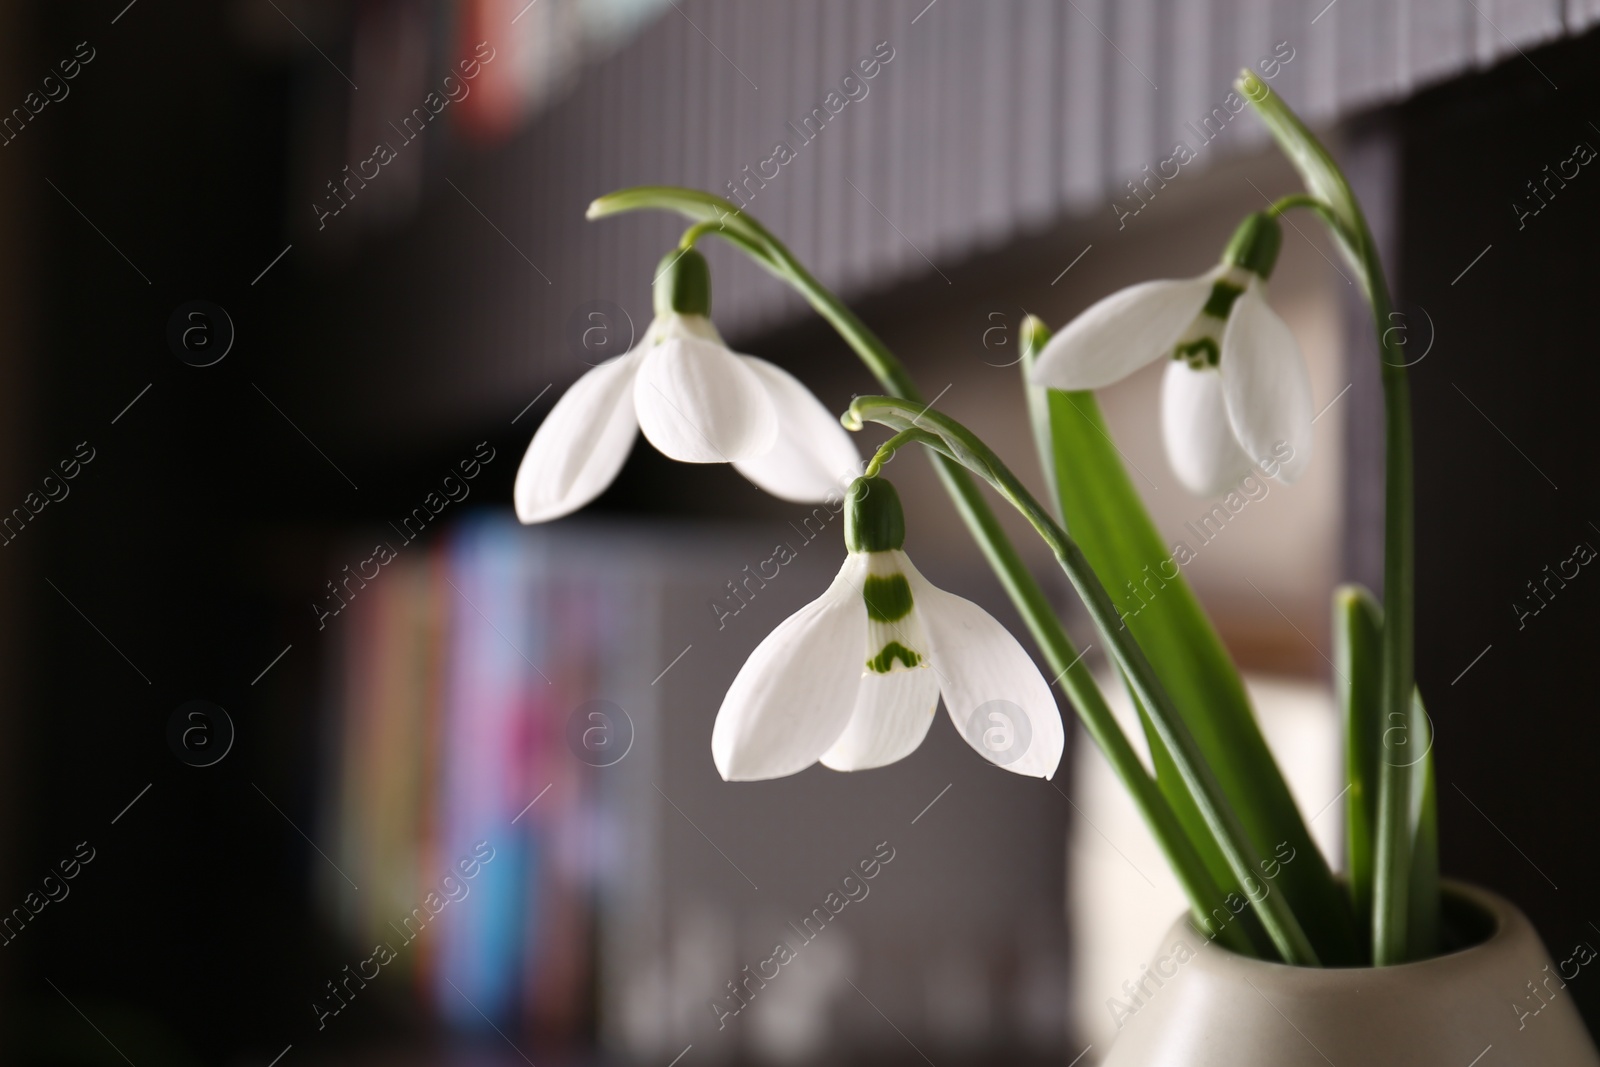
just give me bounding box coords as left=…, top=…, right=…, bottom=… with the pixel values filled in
left=310, top=511, right=1073, bottom=1065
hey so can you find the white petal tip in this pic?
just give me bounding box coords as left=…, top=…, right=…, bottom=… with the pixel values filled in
left=711, top=749, right=812, bottom=782
left=708, top=555, right=868, bottom=784
left=974, top=736, right=1063, bottom=779
left=1269, top=439, right=1312, bottom=484
left=512, top=353, right=642, bottom=522
left=513, top=490, right=579, bottom=525
left=732, top=357, right=861, bottom=503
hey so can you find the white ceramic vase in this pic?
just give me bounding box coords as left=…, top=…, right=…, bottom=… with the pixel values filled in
left=1102, top=882, right=1600, bottom=1066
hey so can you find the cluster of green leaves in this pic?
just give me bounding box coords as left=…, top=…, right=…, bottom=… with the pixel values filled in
left=1021, top=340, right=1357, bottom=964
left=994, top=72, right=1438, bottom=965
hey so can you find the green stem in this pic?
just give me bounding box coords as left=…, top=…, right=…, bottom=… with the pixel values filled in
left=679, top=220, right=725, bottom=249
left=1238, top=73, right=1419, bottom=964
left=589, top=186, right=1269, bottom=959
left=1369, top=248, right=1416, bottom=965
left=1265, top=193, right=1323, bottom=216
left=1283, top=181, right=1415, bottom=969
left=848, top=398, right=1321, bottom=966
left=1267, top=195, right=1353, bottom=245
left=866, top=428, right=935, bottom=477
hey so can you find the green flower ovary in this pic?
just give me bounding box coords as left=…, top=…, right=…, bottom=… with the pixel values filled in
left=867, top=641, right=922, bottom=673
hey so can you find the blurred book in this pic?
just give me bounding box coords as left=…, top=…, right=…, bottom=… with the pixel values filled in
left=319, top=511, right=659, bottom=1042
left=315, top=510, right=1074, bottom=1063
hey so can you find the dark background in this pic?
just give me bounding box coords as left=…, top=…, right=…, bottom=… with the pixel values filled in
left=1404, top=31, right=1600, bottom=992
left=2, top=1, right=1598, bottom=1064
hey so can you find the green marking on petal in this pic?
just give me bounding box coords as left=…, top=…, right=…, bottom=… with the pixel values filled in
left=1200, top=279, right=1246, bottom=320
left=1174, top=336, right=1220, bottom=368
left=867, top=641, right=921, bottom=674
left=862, top=573, right=914, bottom=622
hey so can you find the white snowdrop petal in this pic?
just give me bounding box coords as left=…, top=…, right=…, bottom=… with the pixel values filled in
left=712, top=555, right=868, bottom=781
left=1028, top=274, right=1215, bottom=391
left=513, top=352, right=642, bottom=524
left=819, top=667, right=940, bottom=772
left=899, top=556, right=1064, bottom=779
left=732, top=356, right=861, bottom=502
left=1161, top=359, right=1256, bottom=497
left=634, top=336, right=779, bottom=463
left=1220, top=283, right=1314, bottom=483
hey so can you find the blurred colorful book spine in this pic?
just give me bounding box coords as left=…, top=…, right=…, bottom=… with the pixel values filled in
left=320, top=512, right=655, bottom=1040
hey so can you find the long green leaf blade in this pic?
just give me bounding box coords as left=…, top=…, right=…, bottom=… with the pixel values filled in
left=1334, top=584, right=1383, bottom=958
left=1022, top=323, right=1356, bottom=965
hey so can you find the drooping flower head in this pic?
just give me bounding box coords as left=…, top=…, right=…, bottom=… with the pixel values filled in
left=1028, top=213, right=1313, bottom=496
left=712, top=476, right=1064, bottom=781
left=514, top=247, right=860, bottom=523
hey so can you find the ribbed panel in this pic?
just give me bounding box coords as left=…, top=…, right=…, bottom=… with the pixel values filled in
left=497, top=0, right=1589, bottom=387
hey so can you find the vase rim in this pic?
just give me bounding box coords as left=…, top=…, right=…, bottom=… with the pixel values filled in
left=1191, top=878, right=1510, bottom=974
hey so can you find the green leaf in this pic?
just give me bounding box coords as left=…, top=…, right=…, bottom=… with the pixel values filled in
left=1021, top=322, right=1357, bottom=965
left=1334, top=584, right=1383, bottom=958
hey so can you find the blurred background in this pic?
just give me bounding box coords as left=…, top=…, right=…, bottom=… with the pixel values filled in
left=2, top=0, right=1598, bottom=1064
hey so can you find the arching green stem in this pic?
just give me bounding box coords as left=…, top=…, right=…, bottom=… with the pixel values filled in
left=1239, top=72, right=1424, bottom=964
left=679, top=220, right=726, bottom=249
left=864, top=427, right=943, bottom=478
left=1267, top=194, right=1356, bottom=249
left=849, top=398, right=1320, bottom=966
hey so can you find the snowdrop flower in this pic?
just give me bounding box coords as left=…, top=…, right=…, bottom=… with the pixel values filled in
left=1029, top=213, right=1312, bottom=496
left=712, top=477, right=1064, bottom=781
left=514, top=248, right=860, bottom=523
